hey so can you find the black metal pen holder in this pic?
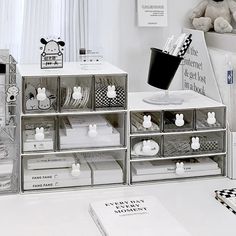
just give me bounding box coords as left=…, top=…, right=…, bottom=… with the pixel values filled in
left=147, top=48, right=183, bottom=90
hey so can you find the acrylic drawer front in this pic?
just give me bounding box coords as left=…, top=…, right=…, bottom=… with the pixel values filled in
left=60, top=76, right=93, bottom=112
left=95, top=75, right=127, bottom=110
left=59, top=113, right=126, bottom=150
left=130, top=112, right=161, bottom=134
left=131, top=136, right=161, bottom=159
left=163, top=110, right=193, bottom=132
left=163, top=131, right=225, bottom=157
left=23, top=76, right=58, bottom=113
left=22, top=150, right=125, bottom=191
left=22, top=117, right=56, bottom=153
left=131, top=156, right=223, bottom=183
left=196, top=107, right=225, bottom=130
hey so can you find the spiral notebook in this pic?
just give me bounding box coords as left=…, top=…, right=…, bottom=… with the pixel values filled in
left=215, top=188, right=236, bottom=215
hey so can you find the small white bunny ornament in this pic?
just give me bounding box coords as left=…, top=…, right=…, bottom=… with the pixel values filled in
left=72, top=86, right=82, bottom=100
left=35, top=127, right=45, bottom=141
left=88, top=124, right=97, bottom=137
left=36, top=88, right=47, bottom=101
left=142, top=115, right=152, bottom=128
left=207, top=112, right=216, bottom=125
left=191, top=137, right=200, bottom=150
left=176, top=162, right=185, bottom=176
left=175, top=114, right=184, bottom=127
left=71, top=163, right=81, bottom=177
left=107, top=85, right=117, bottom=98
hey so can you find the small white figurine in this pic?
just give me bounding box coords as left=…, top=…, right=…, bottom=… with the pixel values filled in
left=88, top=124, right=97, bottom=137
left=36, top=87, right=47, bottom=101
left=207, top=112, right=216, bottom=125
left=142, top=115, right=152, bottom=129
left=133, top=140, right=159, bottom=156
left=72, top=86, right=82, bottom=100
left=176, top=162, right=185, bottom=176
left=35, top=127, right=45, bottom=141
left=175, top=114, right=185, bottom=127
left=107, top=85, right=117, bottom=98
left=191, top=137, right=200, bottom=150
left=71, top=163, right=81, bottom=177
left=6, top=86, right=19, bottom=103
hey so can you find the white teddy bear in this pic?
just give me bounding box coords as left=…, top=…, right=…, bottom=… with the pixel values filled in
left=190, top=0, right=236, bottom=33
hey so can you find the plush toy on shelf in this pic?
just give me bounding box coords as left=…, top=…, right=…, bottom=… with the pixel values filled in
left=189, top=0, right=236, bottom=33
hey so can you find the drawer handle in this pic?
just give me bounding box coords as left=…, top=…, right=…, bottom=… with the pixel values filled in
left=72, top=86, right=82, bottom=100
left=36, top=87, right=47, bottom=101
left=35, top=127, right=45, bottom=141
left=142, top=115, right=152, bottom=128
left=71, top=163, right=81, bottom=177
left=175, top=114, right=184, bottom=127
left=191, top=137, right=200, bottom=150
left=107, top=85, right=117, bottom=98
left=207, top=112, right=216, bottom=125
left=176, top=162, right=185, bottom=176
left=88, top=124, right=98, bottom=137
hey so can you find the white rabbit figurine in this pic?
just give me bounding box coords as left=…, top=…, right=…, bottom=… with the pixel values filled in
left=36, top=87, right=47, bottom=101
left=35, top=127, right=45, bottom=141
left=72, top=86, right=82, bottom=100
left=88, top=124, right=97, bottom=137
left=207, top=112, right=216, bottom=125
left=132, top=140, right=159, bottom=156
left=71, top=163, right=81, bottom=177
left=175, top=114, right=185, bottom=127
left=176, top=162, right=185, bottom=176
left=142, top=140, right=152, bottom=154
left=142, top=115, right=152, bottom=129
left=191, top=137, right=200, bottom=150
left=107, top=85, right=117, bottom=98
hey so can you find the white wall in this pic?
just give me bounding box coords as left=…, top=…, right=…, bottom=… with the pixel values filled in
left=94, top=0, right=200, bottom=92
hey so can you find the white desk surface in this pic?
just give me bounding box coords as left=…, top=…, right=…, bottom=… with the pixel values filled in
left=0, top=177, right=236, bottom=236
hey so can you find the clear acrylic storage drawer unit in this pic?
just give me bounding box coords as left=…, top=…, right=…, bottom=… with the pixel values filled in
left=129, top=90, right=226, bottom=184
left=18, top=61, right=128, bottom=192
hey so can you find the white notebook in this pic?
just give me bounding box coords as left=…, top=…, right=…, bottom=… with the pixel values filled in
left=89, top=195, right=190, bottom=236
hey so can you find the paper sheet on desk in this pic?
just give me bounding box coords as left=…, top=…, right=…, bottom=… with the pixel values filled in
left=89, top=195, right=191, bottom=236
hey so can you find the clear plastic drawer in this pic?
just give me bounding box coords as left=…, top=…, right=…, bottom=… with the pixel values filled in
left=23, top=76, right=58, bottom=113
left=22, top=117, right=56, bottom=153
left=131, top=156, right=224, bottom=183
left=130, top=111, right=161, bottom=134
left=60, top=76, right=93, bottom=112
left=196, top=107, right=226, bottom=130
left=95, top=75, right=127, bottom=110
left=59, top=113, right=126, bottom=150
left=131, top=136, right=162, bottom=159
left=163, top=110, right=193, bottom=132
left=163, top=131, right=225, bottom=157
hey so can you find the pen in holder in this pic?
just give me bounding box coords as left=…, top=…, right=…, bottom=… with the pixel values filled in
left=143, top=48, right=183, bottom=105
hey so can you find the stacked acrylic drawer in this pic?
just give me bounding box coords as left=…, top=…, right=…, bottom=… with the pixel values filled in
left=129, top=91, right=226, bottom=184
left=18, top=62, right=128, bottom=192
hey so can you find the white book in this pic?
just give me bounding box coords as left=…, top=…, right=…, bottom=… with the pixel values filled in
left=89, top=195, right=190, bottom=236
left=24, top=162, right=91, bottom=182
left=132, top=168, right=221, bottom=182
left=68, top=115, right=108, bottom=128
left=27, top=154, right=75, bottom=170
left=24, top=177, right=91, bottom=190
left=132, top=157, right=219, bottom=175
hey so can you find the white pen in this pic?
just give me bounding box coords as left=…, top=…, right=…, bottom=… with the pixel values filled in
left=162, top=35, right=174, bottom=53
left=172, top=33, right=187, bottom=56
